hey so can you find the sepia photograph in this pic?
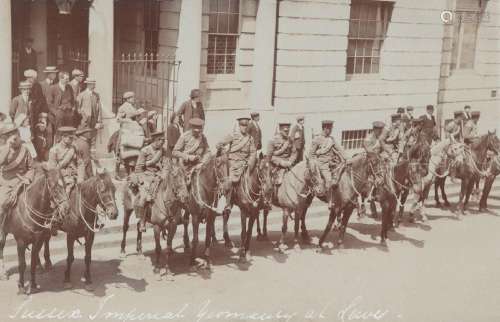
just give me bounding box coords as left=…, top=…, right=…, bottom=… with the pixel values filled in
left=0, top=0, right=499, bottom=321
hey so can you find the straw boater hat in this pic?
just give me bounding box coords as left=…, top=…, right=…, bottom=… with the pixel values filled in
left=189, top=118, right=204, bottom=128
left=72, top=69, right=84, bottom=77
left=18, top=81, right=32, bottom=90
left=236, top=115, right=251, bottom=125
left=396, top=107, right=405, bottom=114
left=23, top=69, right=37, bottom=78
left=278, top=122, right=291, bottom=130
left=123, top=91, right=135, bottom=99
left=0, top=122, right=18, bottom=136
left=391, top=114, right=401, bottom=122
left=296, top=115, right=304, bottom=121
left=57, top=126, right=76, bottom=135
left=43, top=66, right=58, bottom=73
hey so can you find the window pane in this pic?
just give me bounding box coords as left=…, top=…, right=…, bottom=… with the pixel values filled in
left=347, top=57, right=355, bottom=74
left=350, top=4, right=360, bottom=19
left=355, top=57, right=363, bottom=73
left=366, top=21, right=376, bottom=38
left=210, top=0, right=218, bottom=12
left=218, top=0, right=229, bottom=12
left=349, top=21, right=359, bottom=38
left=226, top=55, right=236, bottom=73
left=209, top=13, right=217, bottom=32
left=215, top=55, right=225, bottom=73
left=228, top=13, right=239, bottom=33
left=354, top=40, right=363, bottom=56
left=347, top=40, right=356, bottom=57
left=460, top=22, right=478, bottom=68
left=363, top=57, right=372, bottom=73
left=363, top=40, right=373, bottom=56
left=216, top=36, right=226, bottom=54
left=227, top=36, right=237, bottom=54
left=208, top=35, right=216, bottom=54
left=359, top=4, right=369, bottom=21
left=372, top=58, right=379, bottom=73
left=230, top=0, right=239, bottom=13
left=368, top=4, right=377, bottom=20
left=218, top=13, right=229, bottom=33
left=207, top=55, right=215, bottom=74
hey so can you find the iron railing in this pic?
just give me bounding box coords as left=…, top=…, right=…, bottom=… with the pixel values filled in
left=67, top=50, right=90, bottom=76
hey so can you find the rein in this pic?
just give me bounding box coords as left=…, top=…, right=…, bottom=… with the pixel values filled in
left=74, top=180, right=115, bottom=233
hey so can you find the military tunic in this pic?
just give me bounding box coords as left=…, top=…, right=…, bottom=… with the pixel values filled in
left=217, top=132, right=256, bottom=183
left=48, top=142, right=79, bottom=190
left=172, top=130, right=210, bottom=174
left=266, top=134, right=297, bottom=185
left=308, top=134, right=347, bottom=188
left=0, top=144, right=35, bottom=210
left=363, top=131, right=392, bottom=156
left=134, top=144, right=166, bottom=207
left=444, top=120, right=462, bottom=142
left=463, top=120, right=478, bottom=144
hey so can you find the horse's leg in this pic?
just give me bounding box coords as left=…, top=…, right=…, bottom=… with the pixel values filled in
left=0, top=230, right=7, bottom=280
left=83, top=232, right=95, bottom=291
left=43, top=234, right=52, bottom=270
left=434, top=179, right=442, bottom=207
left=395, top=189, right=408, bottom=227
left=164, top=221, right=177, bottom=281
left=293, top=209, right=301, bottom=246
left=222, top=210, right=233, bottom=248
left=262, top=208, right=269, bottom=240
left=256, top=210, right=262, bottom=236
left=120, top=208, right=132, bottom=257
left=183, top=209, right=191, bottom=251
left=63, top=236, right=75, bottom=289
left=238, top=209, right=248, bottom=261
left=244, top=211, right=256, bottom=256
left=28, top=237, right=43, bottom=294
left=136, top=222, right=144, bottom=258
left=318, top=208, right=336, bottom=249
left=479, top=176, right=494, bottom=212
left=203, top=212, right=214, bottom=270
left=457, top=179, right=468, bottom=217
left=17, top=243, right=27, bottom=294
left=153, top=225, right=162, bottom=280
left=370, top=200, right=378, bottom=218
left=464, top=179, right=475, bottom=211
left=189, top=214, right=199, bottom=267
left=380, top=199, right=394, bottom=246
left=338, top=206, right=354, bottom=247
left=276, top=208, right=290, bottom=251
left=440, top=177, right=450, bottom=207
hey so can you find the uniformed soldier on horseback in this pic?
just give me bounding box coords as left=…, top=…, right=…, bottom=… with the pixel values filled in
left=172, top=118, right=210, bottom=187
left=308, top=120, right=348, bottom=196
left=48, top=127, right=81, bottom=195
left=216, top=116, right=257, bottom=216
left=0, top=122, right=35, bottom=241
left=385, top=114, right=404, bottom=161
left=133, top=130, right=166, bottom=232
left=463, top=111, right=480, bottom=145
left=266, top=122, right=297, bottom=196
left=445, top=111, right=464, bottom=143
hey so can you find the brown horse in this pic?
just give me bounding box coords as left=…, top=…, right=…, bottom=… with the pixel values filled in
left=121, top=160, right=189, bottom=280
left=182, top=154, right=228, bottom=269
left=317, top=152, right=397, bottom=247
left=480, top=153, right=500, bottom=212
left=59, top=170, right=119, bottom=290
left=221, top=155, right=274, bottom=262
left=0, top=165, right=70, bottom=294
left=267, top=158, right=325, bottom=251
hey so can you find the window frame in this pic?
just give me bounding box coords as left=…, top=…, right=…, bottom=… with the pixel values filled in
left=450, top=3, right=482, bottom=72
left=206, top=0, right=242, bottom=77
left=346, top=0, right=393, bottom=78
left=143, top=0, right=160, bottom=72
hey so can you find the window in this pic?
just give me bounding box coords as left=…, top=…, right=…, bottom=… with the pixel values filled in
left=342, top=129, right=372, bottom=150
left=144, top=0, right=160, bottom=70
left=450, top=0, right=482, bottom=70
left=207, top=0, right=240, bottom=74
left=346, top=0, right=393, bottom=75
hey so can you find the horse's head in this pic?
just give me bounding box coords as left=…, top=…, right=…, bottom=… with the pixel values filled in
left=305, top=157, right=326, bottom=196
left=166, top=160, right=189, bottom=205
left=41, top=163, right=71, bottom=216
left=257, top=154, right=273, bottom=206
left=448, top=143, right=465, bottom=164
left=486, top=130, right=500, bottom=154
left=94, top=168, right=119, bottom=220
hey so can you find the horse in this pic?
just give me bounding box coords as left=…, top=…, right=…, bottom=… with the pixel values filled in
left=442, top=132, right=499, bottom=215
left=479, top=153, right=500, bottom=212
left=220, top=155, right=273, bottom=262
left=58, top=170, right=119, bottom=290
left=317, top=152, right=397, bottom=247
left=121, top=159, right=189, bottom=280
left=181, top=154, right=228, bottom=269
left=268, top=157, right=325, bottom=251
left=0, top=165, right=70, bottom=294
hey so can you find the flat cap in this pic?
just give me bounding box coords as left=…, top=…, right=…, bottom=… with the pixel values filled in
left=43, top=66, right=58, bottom=73
left=372, top=121, right=385, bottom=128
left=190, top=89, right=201, bottom=98
left=322, top=120, right=334, bottom=127
left=426, top=104, right=434, bottom=110
left=24, top=69, right=37, bottom=78
left=72, top=69, right=84, bottom=77
left=189, top=118, right=205, bottom=127
left=296, top=115, right=305, bottom=121
left=396, top=107, right=405, bottom=114
left=454, top=111, right=464, bottom=118
left=250, top=112, right=259, bottom=118
left=471, top=111, right=480, bottom=118
left=406, top=106, right=414, bottom=111
left=18, top=81, right=32, bottom=89
left=123, top=91, right=135, bottom=99
left=57, top=126, right=76, bottom=135
left=279, top=122, right=291, bottom=128
left=237, top=116, right=251, bottom=125
left=391, top=114, right=401, bottom=121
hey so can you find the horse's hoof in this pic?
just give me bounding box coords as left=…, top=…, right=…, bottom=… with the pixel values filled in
left=84, top=283, right=94, bottom=292
left=137, top=253, right=145, bottom=260
left=155, top=272, right=162, bottom=281
left=224, top=241, right=234, bottom=249
left=380, top=240, right=388, bottom=247
left=435, top=202, right=442, bottom=208
left=444, top=202, right=451, bottom=208
left=164, top=274, right=175, bottom=282
left=189, top=259, right=197, bottom=267
left=479, top=207, right=488, bottom=213
left=27, top=283, right=41, bottom=295
left=17, top=286, right=26, bottom=295
left=238, top=255, right=247, bottom=264
left=336, top=242, right=345, bottom=249
left=63, top=281, right=73, bottom=289
left=119, top=251, right=127, bottom=259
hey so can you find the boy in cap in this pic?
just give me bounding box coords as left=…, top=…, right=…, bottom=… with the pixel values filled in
left=0, top=122, right=35, bottom=246
left=172, top=118, right=210, bottom=185
left=290, top=115, right=305, bottom=165
left=309, top=120, right=348, bottom=197
left=117, top=91, right=137, bottom=121
left=216, top=116, right=257, bottom=215
left=175, top=89, right=205, bottom=132
left=48, top=127, right=81, bottom=195
left=134, top=130, right=166, bottom=232
left=445, top=111, right=464, bottom=143
left=70, top=69, right=84, bottom=98
left=266, top=122, right=297, bottom=188
left=248, top=112, right=262, bottom=151
left=10, top=81, right=32, bottom=122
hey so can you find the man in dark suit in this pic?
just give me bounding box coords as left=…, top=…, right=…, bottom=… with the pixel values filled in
left=24, top=69, right=48, bottom=129
left=40, top=66, right=58, bottom=103
left=290, top=115, right=305, bottom=165
left=175, top=89, right=205, bottom=132
left=248, top=112, right=262, bottom=150
left=166, top=114, right=182, bottom=157
left=9, top=81, right=32, bottom=122
left=48, top=71, right=75, bottom=138
left=19, top=38, right=37, bottom=78
left=463, top=105, right=472, bottom=121
left=421, top=104, right=439, bottom=144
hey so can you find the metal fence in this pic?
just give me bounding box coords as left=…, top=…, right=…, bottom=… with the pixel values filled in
left=113, top=53, right=181, bottom=120
left=67, top=50, right=90, bottom=76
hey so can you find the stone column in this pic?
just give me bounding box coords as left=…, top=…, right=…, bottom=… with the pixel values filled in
left=30, top=0, right=47, bottom=77
left=175, top=0, right=203, bottom=108
left=0, top=0, right=12, bottom=116
left=88, top=0, right=115, bottom=157
left=249, top=0, right=278, bottom=110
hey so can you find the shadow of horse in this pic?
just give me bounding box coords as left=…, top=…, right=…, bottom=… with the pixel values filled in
left=348, top=223, right=425, bottom=249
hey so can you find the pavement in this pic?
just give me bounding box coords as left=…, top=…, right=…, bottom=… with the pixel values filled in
left=0, top=179, right=499, bottom=322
